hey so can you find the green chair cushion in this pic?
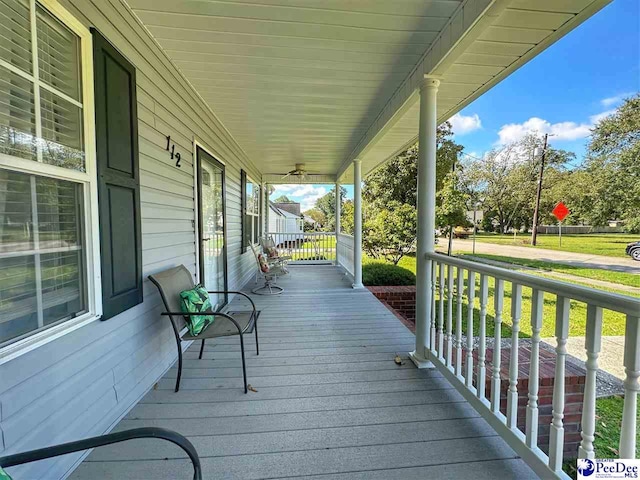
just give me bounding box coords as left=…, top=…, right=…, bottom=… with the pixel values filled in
left=0, top=467, right=13, bottom=480
left=179, top=284, right=214, bottom=336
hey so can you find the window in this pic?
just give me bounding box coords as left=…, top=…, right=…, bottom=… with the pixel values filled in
left=0, top=0, right=97, bottom=350
left=241, top=170, right=261, bottom=249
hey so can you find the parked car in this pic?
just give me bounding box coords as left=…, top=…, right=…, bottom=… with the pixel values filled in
left=452, top=226, right=472, bottom=239
left=626, top=241, right=640, bottom=261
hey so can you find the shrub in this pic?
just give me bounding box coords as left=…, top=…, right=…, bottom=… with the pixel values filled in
left=362, top=262, right=416, bottom=286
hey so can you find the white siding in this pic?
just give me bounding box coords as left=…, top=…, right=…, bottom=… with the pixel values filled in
left=0, top=1, right=261, bottom=478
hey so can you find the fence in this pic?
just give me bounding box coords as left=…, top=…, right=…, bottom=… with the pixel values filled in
left=425, top=252, right=640, bottom=479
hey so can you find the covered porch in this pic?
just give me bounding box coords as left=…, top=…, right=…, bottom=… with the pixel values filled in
left=70, top=265, right=535, bottom=479
left=1, top=1, right=635, bottom=479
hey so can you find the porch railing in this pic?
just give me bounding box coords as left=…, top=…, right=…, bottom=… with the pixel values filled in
left=425, top=252, right=640, bottom=479
left=336, top=233, right=355, bottom=278
left=266, top=232, right=335, bottom=264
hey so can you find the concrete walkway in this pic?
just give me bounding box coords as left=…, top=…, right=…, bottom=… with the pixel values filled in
left=441, top=239, right=640, bottom=275
left=463, top=255, right=640, bottom=294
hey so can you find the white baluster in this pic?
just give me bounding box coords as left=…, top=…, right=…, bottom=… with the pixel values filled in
left=491, top=278, right=504, bottom=413
left=438, top=262, right=445, bottom=358
left=455, top=267, right=464, bottom=378
left=549, top=296, right=570, bottom=471
left=526, top=288, right=543, bottom=448
left=477, top=274, right=489, bottom=400
left=619, top=315, right=640, bottom=459
left=466, top=270, right=476, bottom=388
left=431, top=261, right=437, bottom=352
left=446, top=264, right=454, bottom=368
left=507, top=283, right=522, bottom=429
left=579, top=305, right=603, bottom=459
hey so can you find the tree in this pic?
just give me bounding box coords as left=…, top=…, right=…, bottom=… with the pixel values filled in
left=579, top=95, right=640, bottom=232
left=436, top=171, right=469, bottom=229
left=363, top=122, right=462, bottom=210
left=273, top=194, right=291, bottom=203
left=340, top=199, right=354, bottom=235
left=362, top=201, right=417, bottom=265
left=461, top=134, right=575, bottom=233
left=358, top=122, right=464, bottom=264
left=303, top=207, right=326, bottom=229
left=314, top=186, right=347, bottom=231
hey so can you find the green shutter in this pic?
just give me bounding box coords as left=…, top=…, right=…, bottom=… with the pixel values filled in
left=92, top=29, right=143, bottom=320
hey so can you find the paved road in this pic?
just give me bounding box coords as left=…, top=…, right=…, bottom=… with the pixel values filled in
left=438, top=238, right=640, bottom=275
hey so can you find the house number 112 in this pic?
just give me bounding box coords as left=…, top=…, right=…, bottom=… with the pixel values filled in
left=165, top=135, right=181, bottom=167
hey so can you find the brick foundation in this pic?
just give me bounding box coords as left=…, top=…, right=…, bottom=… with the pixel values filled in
left=368, top=286, right=586, bottom=460
left=367, top=286, right=416, bottom=324
left=471, top=346, right=586, bottom=460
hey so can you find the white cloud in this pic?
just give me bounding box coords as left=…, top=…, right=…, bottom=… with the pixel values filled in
left=448, top=113, right=482, bottom=135
left=496, top=117, right=592, bottom=145
left=296, top=186, right=328, bottom=211
left=270, top=185, right=328, bottom=212
left=601, top=92, right=634, bottom=107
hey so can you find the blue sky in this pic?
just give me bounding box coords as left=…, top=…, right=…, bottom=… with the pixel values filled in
left=272, top=0, right=639, bottom=210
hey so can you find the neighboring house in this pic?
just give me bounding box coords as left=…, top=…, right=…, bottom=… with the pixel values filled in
left=303, top=214, right=322, bottom=230
left=273, top=201, right=301, bottom=217
left=268, top=202, right=304, bottom=246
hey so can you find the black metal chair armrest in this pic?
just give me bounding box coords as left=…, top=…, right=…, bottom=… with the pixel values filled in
left=0, top=427, right=202, bottom=480
left=206, top=290, right=257, bottom=319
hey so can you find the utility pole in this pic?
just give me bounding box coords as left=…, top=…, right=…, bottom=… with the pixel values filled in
left=531, top=133, right=548, bottom=246
left=447, top=154, right=458, bottom=256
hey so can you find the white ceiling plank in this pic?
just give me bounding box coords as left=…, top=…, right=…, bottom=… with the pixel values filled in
left=128, top=0, right=454, bottom=31
left=134, top=11, right=442, bottom=44
left=125, top=0, right=610, bottom=179
left=129, top=0, right=462, bottom=18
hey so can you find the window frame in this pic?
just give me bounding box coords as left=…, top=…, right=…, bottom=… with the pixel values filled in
left=243, top=174, right=261, bottom=248
left=0, top=0, right=100, bottom=365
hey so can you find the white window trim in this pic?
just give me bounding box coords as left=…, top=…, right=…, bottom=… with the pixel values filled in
left=245, top=174, right=261, bottom=246
left=0, top=0, right=101, bottom=366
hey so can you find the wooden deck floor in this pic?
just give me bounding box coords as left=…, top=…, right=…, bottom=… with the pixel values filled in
left=71, top=266, right=536, bottom=479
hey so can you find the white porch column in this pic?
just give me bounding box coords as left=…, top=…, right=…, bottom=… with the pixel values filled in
left=335, top=182, right=341, bottom=235
left=335, top=181, right=341, bottom=266
left=262, top=182, right=268, bottom=235
left=352, top=159, right=364, bottom=289
left=410, top=75, right=440, bottom=369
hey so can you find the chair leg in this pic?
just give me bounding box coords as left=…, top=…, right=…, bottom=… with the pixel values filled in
left=175, top=339, right=183, bottom=393
left=239, top=332, right=248, bottom=394
left=199, top=339, right=205, bottom=360
left=254, top=320, right=259, bottom=356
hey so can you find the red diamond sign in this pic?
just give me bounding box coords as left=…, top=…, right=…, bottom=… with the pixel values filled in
left=552, top=202, right=570, bottom=222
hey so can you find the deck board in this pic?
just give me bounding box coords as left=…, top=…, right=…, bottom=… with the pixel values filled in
left=70, top=265, right=536, bottom=479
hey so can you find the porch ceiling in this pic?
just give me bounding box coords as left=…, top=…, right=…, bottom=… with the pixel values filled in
left=125, top=0, right=610, bottom=181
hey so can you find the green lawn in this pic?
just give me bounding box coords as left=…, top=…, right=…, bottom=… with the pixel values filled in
left=465, top=254, right=640, bottom=289
left=474, top=233, right=638, bottom=258
left=286, top=235, right=337, bottom=261
left=563, top=395, right=640, bottom=478
left=372, top=254, right=637, bottom=337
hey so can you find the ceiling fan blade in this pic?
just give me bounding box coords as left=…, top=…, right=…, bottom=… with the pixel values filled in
left=281, top=172, right=292, bottom=180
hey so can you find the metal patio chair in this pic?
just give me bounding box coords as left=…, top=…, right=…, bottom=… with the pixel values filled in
left=0, top=428, right=202, bottom=480
left=250, top=243, right=288, bottom=295
left=259, top=235, right=292, bottom=265
left=148, top=265, right=259, bottom=394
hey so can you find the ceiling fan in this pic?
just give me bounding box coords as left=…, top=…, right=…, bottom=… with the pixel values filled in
left=281, top=163, right=308, bottom=180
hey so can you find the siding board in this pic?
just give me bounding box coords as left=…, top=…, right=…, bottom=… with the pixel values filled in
left=0, top=0, right=261, bottom=478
